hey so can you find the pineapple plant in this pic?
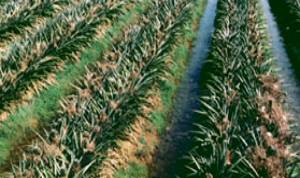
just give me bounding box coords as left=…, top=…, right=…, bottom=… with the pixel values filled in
left=0, top=0, right=71, bottom=41
left=0, top=0, right=123, bottom=113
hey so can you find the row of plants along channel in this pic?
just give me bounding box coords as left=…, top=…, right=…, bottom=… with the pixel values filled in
left=186, top=0, right=300, bottom=177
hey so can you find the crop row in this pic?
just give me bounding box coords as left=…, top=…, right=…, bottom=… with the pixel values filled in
left=0, top=0, right=71, bottom=42
left=187, top=0, right=299, bottom=177
left=0, top=0, right=123, bottom=114
left=1, top=0, right=194, bottom=177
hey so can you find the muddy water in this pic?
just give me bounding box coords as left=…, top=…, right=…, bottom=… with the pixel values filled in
left=153, top=0, right=217, bottom=177
left=260, top=0, right=300, bottom=134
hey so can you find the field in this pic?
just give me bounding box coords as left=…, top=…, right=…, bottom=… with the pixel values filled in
left=0, top=0, right=299, bottom=177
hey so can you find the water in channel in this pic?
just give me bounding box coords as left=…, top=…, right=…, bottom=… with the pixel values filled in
left=260, top=0, right=300, bottom=135
left=153, top=0, right=217, bottom=177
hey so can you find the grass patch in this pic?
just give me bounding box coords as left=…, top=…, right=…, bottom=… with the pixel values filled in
left=115, top=162, right=148, bottom=178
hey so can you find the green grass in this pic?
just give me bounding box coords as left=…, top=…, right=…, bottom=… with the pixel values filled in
left=115, top=162, right=148, bottom=178
left=0, top=1, right=151, bottom=166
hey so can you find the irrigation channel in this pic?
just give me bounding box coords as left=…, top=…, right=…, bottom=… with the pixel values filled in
left=261, top=0, right=300, bottom=136
left=152, top=0, right=217, bottom=177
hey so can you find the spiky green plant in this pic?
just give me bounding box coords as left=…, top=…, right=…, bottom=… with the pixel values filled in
left=0, top=0, right=70, bottom=41
left=287, top=0, right=300, bottom=16
left=0, top=0, right=123, bottom=112
left=4, top=0, right=194, bottom=177
left=187, top=0, right=299, bottom=177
